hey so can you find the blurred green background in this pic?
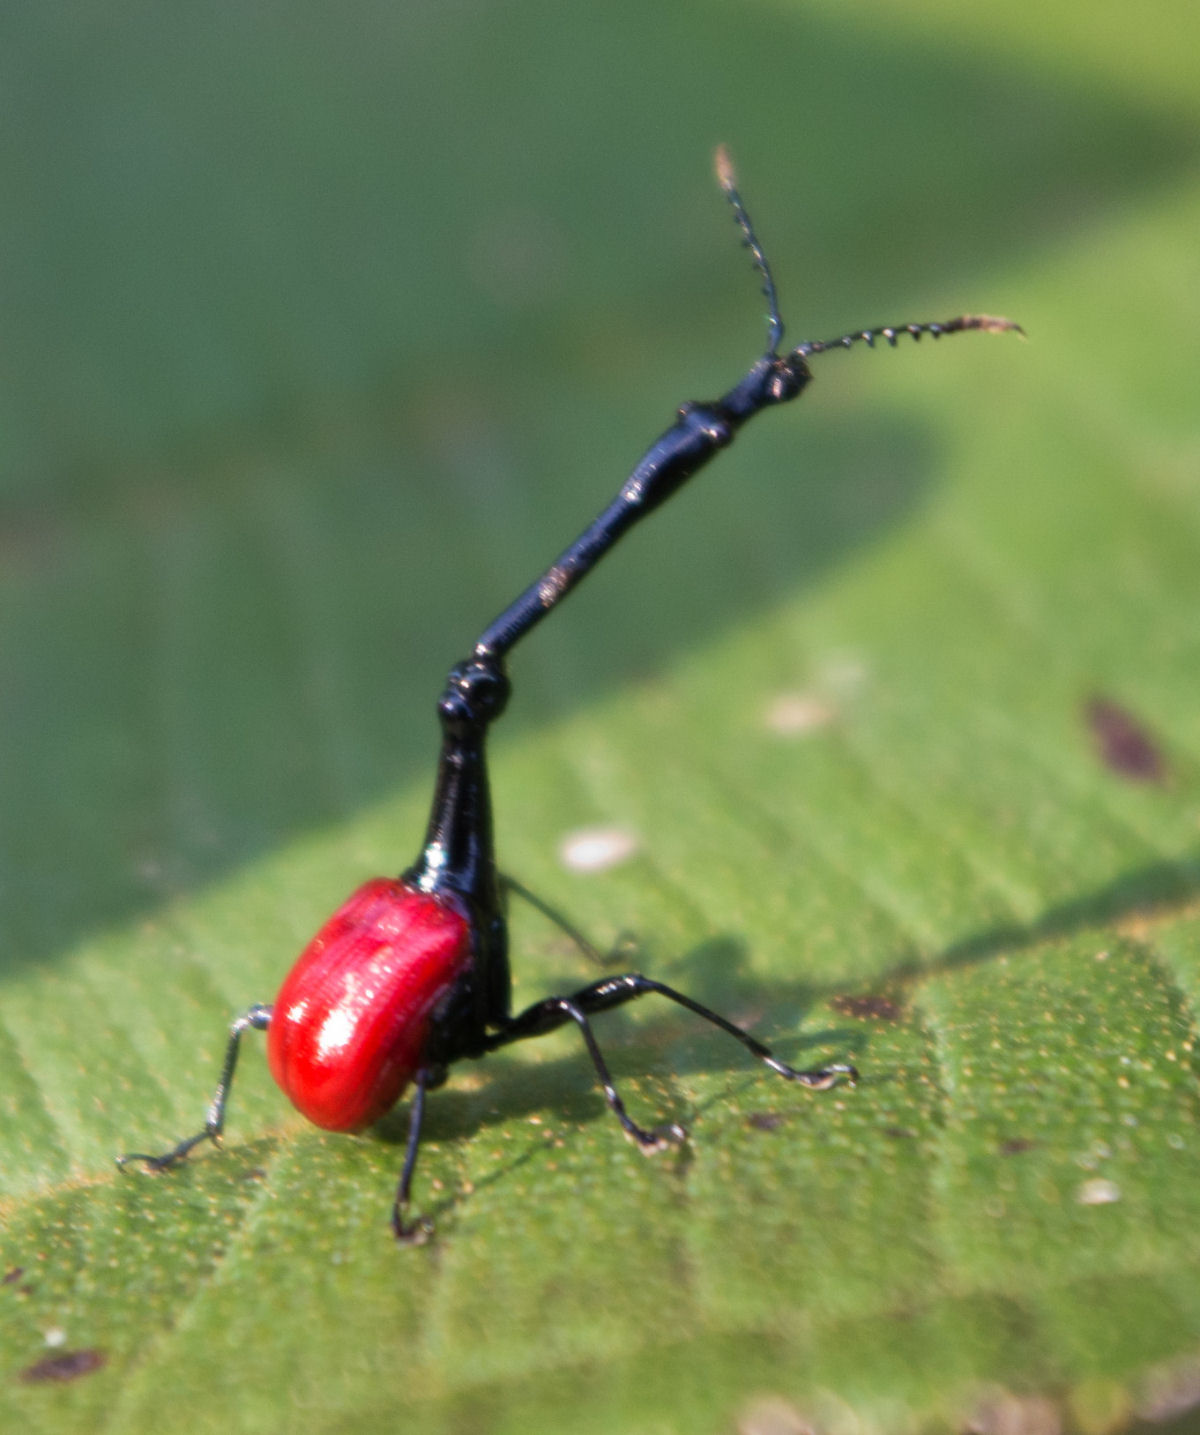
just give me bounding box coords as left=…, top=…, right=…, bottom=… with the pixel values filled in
left=2, top=2, right=1199, bottom=1432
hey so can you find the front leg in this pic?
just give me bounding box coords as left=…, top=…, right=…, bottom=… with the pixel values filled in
left=391, top=1067, right=439, bottom=1244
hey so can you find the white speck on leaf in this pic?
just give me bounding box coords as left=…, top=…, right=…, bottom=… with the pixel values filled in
left=763, top=692, right=836, bottom=736
left=1077, top=1178, right=1121, bottom=1205
left=559, top=826, right=639, bottom=873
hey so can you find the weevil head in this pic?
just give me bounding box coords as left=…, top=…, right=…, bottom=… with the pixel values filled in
left=722, top=353, right=812, bottom=422
left=437, top=658, right=511, bottom=738
left=765, top=352, right=811, bottom=404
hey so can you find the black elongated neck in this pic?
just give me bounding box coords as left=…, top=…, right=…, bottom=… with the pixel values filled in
left=473, top=352, right=810, bottom=661
left=404, top=658, right=510, bottom=912
left=406, top=725, right=497, bottom=901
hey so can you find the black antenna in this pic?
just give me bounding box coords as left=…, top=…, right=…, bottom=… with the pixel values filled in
left=473, top=149, right=1020, bottom=663
left=796, top=312, right=1024, bottom=359
left=715, top=143, right=785, bottom=356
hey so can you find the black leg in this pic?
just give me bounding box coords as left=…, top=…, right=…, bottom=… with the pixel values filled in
left=117, top=1004, right=272, bottom=1172
left=499, top=873, right=635, bottom=968
left=557, top=974, right=857, bottom=1089
left=490, top=992, right=684, bottom=1150
left=488, top=972, right=855, bottom=1145
left=392, top=1068, right=434, bottom=1244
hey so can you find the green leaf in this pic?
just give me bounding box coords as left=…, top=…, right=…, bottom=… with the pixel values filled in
left=3, top=3, right=1200, bottom=1432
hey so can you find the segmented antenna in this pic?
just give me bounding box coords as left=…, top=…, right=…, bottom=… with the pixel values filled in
left=794, top=314, right=1024, bottom=360
left=715, top=145, right=785, bottom=357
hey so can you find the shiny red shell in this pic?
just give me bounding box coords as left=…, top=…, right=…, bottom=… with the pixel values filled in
left=266, top=878, right=472, bottom=1132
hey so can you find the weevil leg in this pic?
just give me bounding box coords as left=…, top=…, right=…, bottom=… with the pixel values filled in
left=489, top=973, right=856, bottom=1141
left=498, top=873, right=635, bottom=968
left=117, top=1004, right=273, bottom=1172
left=392, top=1068, right=435, bottom=1244
left=554, top=973, right=857, bottom=1090
left=487, top=993, right=685, bottom=1150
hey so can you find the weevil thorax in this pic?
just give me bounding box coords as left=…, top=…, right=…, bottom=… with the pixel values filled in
left=267, top=878, right=473, bottom=1131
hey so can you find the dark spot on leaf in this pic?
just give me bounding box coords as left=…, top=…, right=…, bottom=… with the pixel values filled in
left=2, top=1267, right=24, bottom=1286
left=831, top=994, right=901, bottom=1021
left=747, top=1112, right=785, bottom=1132
left=884, top=1126, right=917, bottom=1140
left=1084, top=696, right=1166, bottom=783
left=19, top=1349, right=106, bottom=1384
left=242, top=1167, right=267, bottom=1181
left=1000, top=1137, right=1037, bottom=1156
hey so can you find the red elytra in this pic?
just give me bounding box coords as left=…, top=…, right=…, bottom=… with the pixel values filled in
left=266, top=879, right=472, bottom=1132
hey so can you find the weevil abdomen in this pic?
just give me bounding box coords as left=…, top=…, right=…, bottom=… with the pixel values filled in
left=267, top=879, right=472, bottom=1131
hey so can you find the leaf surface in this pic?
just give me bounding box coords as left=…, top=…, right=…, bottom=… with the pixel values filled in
left=2, top=3, right=1199, bottom=1431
